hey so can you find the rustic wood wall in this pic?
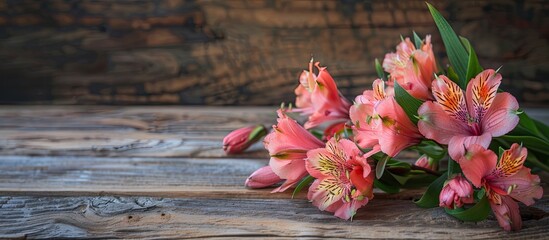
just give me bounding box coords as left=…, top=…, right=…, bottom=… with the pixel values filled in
left=0, top=0, right=547, bottom=106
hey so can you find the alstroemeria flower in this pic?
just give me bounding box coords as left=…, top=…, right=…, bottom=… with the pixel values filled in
left=306, top=137, right=375, bottom=220
left=292, top=61, right=351, bottom=129
left=223, top=125, right=268, bottom=154
left=417, top=69, right=519, bottom=161
left=439, top=175, right=474, bottom=209
left=264, top=110, right=325, bottom=192
left=376, top=97, right=423, bottom=157
left=349, top=79, right=387, bottom=156
left=383, top=35, right=437, bottom=100
left=459, top=144, right=543, bottom=231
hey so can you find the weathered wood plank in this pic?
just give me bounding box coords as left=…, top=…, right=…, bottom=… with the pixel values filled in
left=0, top=196, right=547, bottom=239
left=0, top=106, right=278, bottom=158
left=0, top=155, right=428, bottom=200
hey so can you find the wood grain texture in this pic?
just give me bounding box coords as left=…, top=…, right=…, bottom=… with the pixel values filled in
left=0, top=106, right=278, bottom=158
left=0, top=0, right=548, bottom=106
left=0, top=155, right=429, bottom=200
left=0, top=196, right=547, bottom=239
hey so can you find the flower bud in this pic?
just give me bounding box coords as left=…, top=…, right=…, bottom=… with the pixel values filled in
left=223, top=125, right=268, bottom=154
left=245, top=166, right=282, bottom=188
left=439, top=175, right=475, bottom=209
left=414, top=154, right=438, bottom=171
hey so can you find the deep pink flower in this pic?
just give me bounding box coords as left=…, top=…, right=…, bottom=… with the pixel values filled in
left=292, top=61, right=351, bottom=129
left=459, top=144, right=543, bottom=231
left=417, top=70, right=520, bottom=161
left=245, top=166, right=282, bottom=189
left=439, top=175, right=474, bottom=209
left=306, top=138, right=375, bottom=220
left=264, top=110, right=325, bottom=192
left=383, top=35, right=437, bottom=100
left=223, top=125, right=268, bottom=154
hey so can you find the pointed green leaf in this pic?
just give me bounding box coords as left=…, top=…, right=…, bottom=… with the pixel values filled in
left=394, top=81, right=424, bottom=125
left=413, top=31, right=422, bottom=49
left=375, top=58, right=386, bottom=81
left=498, top=135, right=549, bottom=156
left=534, top=119, right=549, bottom=140
left=249, top=125, right=268, bottom=142
left=427, top=3, right=469, bottom=89
left=445, top=195, right=491, bottom=222
left=291, top=175, right=314, bottom=198
left=374, top=178, right=400, bottom=194
left=414, top=173, right=446, bottom=208
left=447, top=66, right=460, bottom=83
left=376, top=155, right=391, bottom=179
left=460, top=37, right=483, bottom=83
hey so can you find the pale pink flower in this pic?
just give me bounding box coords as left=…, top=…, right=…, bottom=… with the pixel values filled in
left=264, top=110, right=325, bottom=192
left=223, top=125, right=268, bottom=154
left=417, top=70, right=519, bottom=161
left=292, top=61, right=351, bottom=129
left=306, top=138, right=375, bottom=220
left=414, top=154, right=438, bottom=171
left=245, top=166, right=282, bottom=189
left=383, top=35, right=437, bottom=100
left=439, top=175, right=474, bottom=209
left=459, top=144, right=543, bottom=231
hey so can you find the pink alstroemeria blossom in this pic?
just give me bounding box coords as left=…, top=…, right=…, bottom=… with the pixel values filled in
left=376, top=97, right=423, bottom=157
left=417, top=69, right=520, bottom=161
left=245, top=166, right=283, bottom=189
left=292, top=60, right=351, bottom=129
left=383, top=35, right=437, bottom=100
left=439, top=175, right=474, bottom=209
left=306, top=138, right=375, bottom=220
left=223, top=125, right=268, bottom=154
left=349, top=79, right=387, bottom=157
left=459, top=144, right=543, bottom=231
left=264, top=110, right=325, bottom=192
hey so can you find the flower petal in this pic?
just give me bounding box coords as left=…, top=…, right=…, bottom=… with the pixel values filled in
left=448, top=133, right=492, bottom=162
left=490, top=195, right=522, bottom=231
left=418, top=101, right=470, bottom=145
left=459, top=144, right=497, bottom=188
left=270, top=156, right=308, bottom=193
left=481, top=92, right=519, bottom=137
left=305, top=148, right=341, bottom=179
left=310, top=177, right=345, bottom=211
left=376, top=98, right=422, bottom=157
left=491, top=167, right=543, bottom=206
left=431, top=75, right=468, bottom=123
left=466, top=69, right=501, bottom=121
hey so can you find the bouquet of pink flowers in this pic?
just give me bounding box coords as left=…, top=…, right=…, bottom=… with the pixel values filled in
left=223, top=3, right=546, bottom=231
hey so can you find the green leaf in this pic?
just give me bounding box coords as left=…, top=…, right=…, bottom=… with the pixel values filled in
left=375, top=58, right=386, bottom=81
left=414, top=173, right=446, bottom=208
left=292, top=175, right=314, bottom=198
left=394, top=81, right=424, bottom=125
left=445, top=195, right=491, bottom=222
left=376, top=155, right=391, bottom=179
left=412, top=140, right=447, bottom=160
left=413, top=31, right=422, bottom=49
left=402, top=173, right=439, bottom=189
left=374, top=179, right=400, bottom=194
left=498, top=135, right=549, bottom=156
left=447, top=158, right=462, bottom=176
left=427, top=2, right=469, bottom=89
left=446, top=66, right=460, bottom=83
left=460, top=37, right=483, bottom=83
left=534, top=119, right=549, bottom=140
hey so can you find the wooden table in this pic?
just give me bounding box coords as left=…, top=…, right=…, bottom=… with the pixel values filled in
left=0, top=106, right=547, bottom=239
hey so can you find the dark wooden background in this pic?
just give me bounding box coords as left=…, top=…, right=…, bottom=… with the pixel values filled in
left=0, top=0, right=547, bottom=106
